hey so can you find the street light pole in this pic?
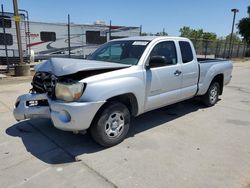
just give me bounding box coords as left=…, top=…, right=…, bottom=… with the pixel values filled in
left=12, top=0, right=30, bottom=76
left=13, top=0, right=24, bottom=64
left=229, top=8, right=239, bottom=58
left=19, top=9, right=31, bottom=56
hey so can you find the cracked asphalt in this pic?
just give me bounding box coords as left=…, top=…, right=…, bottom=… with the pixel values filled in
left=0, top=61, right=250, bottom=188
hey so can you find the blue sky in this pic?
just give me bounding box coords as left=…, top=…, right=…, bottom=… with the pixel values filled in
left=1, top=0, right=249, bottom=37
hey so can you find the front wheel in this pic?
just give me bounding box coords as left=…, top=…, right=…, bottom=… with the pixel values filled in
left=202, top=82, right=220, bottom=107
left=90, top=102, right=130, bottom=147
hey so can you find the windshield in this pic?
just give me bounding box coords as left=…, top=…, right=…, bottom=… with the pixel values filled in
left=88, top=40, right=149, bottom=65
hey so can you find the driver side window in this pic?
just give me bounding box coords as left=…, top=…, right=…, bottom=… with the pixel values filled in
left=150, top=41, right=177, bottom=66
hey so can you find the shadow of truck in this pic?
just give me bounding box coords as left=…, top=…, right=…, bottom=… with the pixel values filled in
left=6, top=98, right=206, bottom=164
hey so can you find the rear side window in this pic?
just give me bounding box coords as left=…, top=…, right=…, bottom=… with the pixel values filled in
left=179, top=41, right=194, bottom=63
left=0, top=33, right=13, bottom=45
left=40, top=32, right=56, bottom=42
left=0, top=16, right=11, bottom=28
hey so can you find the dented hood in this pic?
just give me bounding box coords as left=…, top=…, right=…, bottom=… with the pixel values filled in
left=35, top=58, right=130, bottom=77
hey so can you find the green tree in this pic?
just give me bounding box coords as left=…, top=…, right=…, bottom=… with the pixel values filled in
left=203, top=32, right=217, bottom=41
left=225, top=33, right=242, bottom=43
left=179, top=26, right=217, bottom=41
left=238, top=6, right=250, bottom=44
left=179, top=26, right=192, bottom=37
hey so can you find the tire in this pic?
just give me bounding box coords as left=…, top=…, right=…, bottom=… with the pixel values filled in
left=202, top=82, right=220, bottom=107
left=90, top=102, right=131, bottom=147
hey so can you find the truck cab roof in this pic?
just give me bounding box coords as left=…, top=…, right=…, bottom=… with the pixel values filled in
left=113, top=36, right=190, bottom=42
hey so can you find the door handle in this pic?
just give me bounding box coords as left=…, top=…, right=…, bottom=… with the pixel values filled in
left=174, top=70, right=182, bottom=76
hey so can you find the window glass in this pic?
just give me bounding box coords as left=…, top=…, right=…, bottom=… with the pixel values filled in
left=86, top=31, right=107, bottom=44
left=0, top=16, right=11, bottom=28
left=89, top=40, right=149, bottom=65
left=150, top=41, right=177, bottom=66
left=96, top=44, right=122, bottom=61
left=0, top=33, right=13, bottom=45
left=179, top=41, right=194, bottom=63
left=40, top=32, right=56, bottom=42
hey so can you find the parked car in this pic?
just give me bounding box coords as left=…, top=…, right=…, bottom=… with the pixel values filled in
left=13, top=36, right=233, bottom=147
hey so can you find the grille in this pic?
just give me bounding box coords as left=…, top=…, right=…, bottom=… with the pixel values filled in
left=32, top=72, right=57, bottom=98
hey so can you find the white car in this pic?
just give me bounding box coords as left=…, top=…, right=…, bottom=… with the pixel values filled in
left=14, top=36, right=233, bottom=147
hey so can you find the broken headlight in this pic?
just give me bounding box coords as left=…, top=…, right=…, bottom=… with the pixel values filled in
left=55, top=82, right=86, bottom=102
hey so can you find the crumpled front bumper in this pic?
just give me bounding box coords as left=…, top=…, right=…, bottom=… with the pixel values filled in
left=13, top=93, right=105, bottom=131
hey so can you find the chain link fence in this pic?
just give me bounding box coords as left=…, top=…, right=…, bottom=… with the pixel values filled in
left=190, top=38, right=250, bottom=59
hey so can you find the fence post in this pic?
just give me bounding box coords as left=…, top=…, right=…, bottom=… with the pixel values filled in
left=109, top=20, right=111, bottom=41
left=215, top=40, right=220, bottom=58
left=236, top=42, right=241, bottom=58
left=193, top=37, right=197, bottom=49
left=1, top=4, right=9, bottom=72
left=67, top=14, right=71, bottom=58
left=242, top=43, right=247, bottom=57
left=204, top=40, right=208, bottom=59
left=230, top=42, right=235, bottom=58
left=218, top=41, right=222, bottom=58
left=246, top=44, right=250, bottom=57
left=222, top=42, right=227, bottom=59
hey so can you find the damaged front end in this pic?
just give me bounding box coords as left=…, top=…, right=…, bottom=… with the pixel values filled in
left=13, top=93, right=50, bottom=121
left=13, top=69, right=98, bottom=122
left=13, top=70, right=105, bottom=131
left=13, top=58, right=129, bottom=131
left=13, top=72, right=54, bottom=121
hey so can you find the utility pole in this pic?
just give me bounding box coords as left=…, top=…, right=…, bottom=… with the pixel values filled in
left=19, top=9, right=30, bottom=58
left=13, top=0, right=23, bottom=64
left=13, top=0, right=30, bottom=76
left=229, top=8, right=239, bottom=58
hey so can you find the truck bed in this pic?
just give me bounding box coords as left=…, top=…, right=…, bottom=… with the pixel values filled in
left=197, top=58, right=232, bottom=96
left=197, top=58, right=228, bottom=63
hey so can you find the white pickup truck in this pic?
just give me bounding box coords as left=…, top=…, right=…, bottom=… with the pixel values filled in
left=13, top=36, right=233, bottom=147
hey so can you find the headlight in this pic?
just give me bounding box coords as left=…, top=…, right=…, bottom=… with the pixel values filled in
left=55, top=82, right=86, bottom=102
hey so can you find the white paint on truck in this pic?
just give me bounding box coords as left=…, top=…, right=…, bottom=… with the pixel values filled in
left=13, top=36, right=233, bottom=147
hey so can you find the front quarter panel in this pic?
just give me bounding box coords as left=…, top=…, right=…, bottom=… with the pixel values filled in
left=80, top=69, right=146, bottom=115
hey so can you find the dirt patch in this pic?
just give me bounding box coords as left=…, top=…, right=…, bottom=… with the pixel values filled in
left=232, top=58, right=250, bottom=63
left=246, top=183, right=250, bottom=188
left=226, top=119, right=250, bottom=126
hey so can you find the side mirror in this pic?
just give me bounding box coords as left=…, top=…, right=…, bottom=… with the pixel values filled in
left=146, top=56, right=167, bottom=69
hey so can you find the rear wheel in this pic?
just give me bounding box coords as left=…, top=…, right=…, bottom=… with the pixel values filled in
left=202, top=82, right=220, bottom=107
left=90, top=102, right=130, bottom=147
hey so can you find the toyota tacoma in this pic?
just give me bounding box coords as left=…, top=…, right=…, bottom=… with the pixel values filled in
left=13, top=36, right=233, bottom=147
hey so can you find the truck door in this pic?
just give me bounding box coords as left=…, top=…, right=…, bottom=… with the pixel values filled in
left=145, top=41, right=182, bottom=111
left=178, top=41, right=199, bottom=100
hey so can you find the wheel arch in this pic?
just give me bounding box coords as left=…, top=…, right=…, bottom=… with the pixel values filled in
left=106, top=93, right=139, bottom=117
left=90, top=92, right=139, bottom=130
left=210, top=74, right=224, bottom=95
